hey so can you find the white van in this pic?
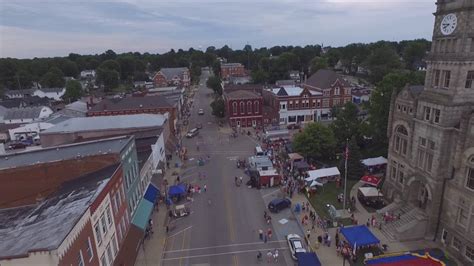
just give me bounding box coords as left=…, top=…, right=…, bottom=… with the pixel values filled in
left=255, top=146, right=265, bottom=156
left=186, top=128, right=199, bottom=138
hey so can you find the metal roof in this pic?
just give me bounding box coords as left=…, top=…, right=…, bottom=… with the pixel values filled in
left=305, top=69, right=350, bottom=89
left=3, top=106, right=50, bottom=120
left=87, top=96, right=173, bottom=113
left=42, top=114, right=166, bottom=134
left=0, top=136, right=132, bottom=170
left=158, top=67, right=188, bottom=80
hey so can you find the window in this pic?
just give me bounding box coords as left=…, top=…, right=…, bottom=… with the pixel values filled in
left=78, top=250, right=85, bottom=266
left=232, top=102, right=237, bottom=114
left=467, top=168, right=474, bottom=190
left=101, top=214, right=108, bottom=235
left=424, top=106, right=431, bottom=121
left=112, top=234, right=118, bottom=255
left=433, top=109, right=441, bottom=124
left=101, top=254, right=107, bottom=266
left=121, top=217, right=126, bottom=237
left=452, top=236, right=462, bottom=251
left=247, top=101, right=252, bottom=114
left=295, top=101, right=299, bottom=108
left=322, top=99, right=329, bottom=108
left=106, top=243, right=113, bottom=265
left=94, top=222, right=102, bottom=245
left=317, top=100, right=321, bottom=108
left=390, top=161, right=397, bottom=180
left=333, top=98, right=341, bottom=106
left=398, top=164, right=405, bottom=184
left=433, top=70, right=441, bottom=87
left=466, top=71, right=474, bottom=89
left=393, top=126, right=408, bottom=156
left=443, top=70, right=451, bottom=88
left=113, top=195, right=119, bottom=214
left=106, top=207, right=112, bottom=226
left=240, top=102, right=245, bottom=114
left=118, top=222, right=123, bottom=242
left=254, top=101, right=259, bottom=114
left=417, top=138, right=435, bottom=172
left=289, top=101, right=293, bottom=109
left=334, top=87, right=340, bottom=95
left=457, top=198, right=469, bottom=227
left=86, top=237, right=94, bottom=261
left=466, top=245, right=474, bottom=261
left=312, top=101, right=316, bottom=108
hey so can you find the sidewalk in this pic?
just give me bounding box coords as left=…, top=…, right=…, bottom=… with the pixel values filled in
left=291, top=181, right=441, bottom=265
left=134, top=155, right=184, bottom=266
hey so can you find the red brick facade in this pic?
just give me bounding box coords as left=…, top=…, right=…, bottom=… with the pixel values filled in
left=221, top=63, right=245, bottom=79
left=224, top=90, right=263, bottom=128
left=152, top=68, right=190, bottom=88
left=58, top=221, right=100, bottom=266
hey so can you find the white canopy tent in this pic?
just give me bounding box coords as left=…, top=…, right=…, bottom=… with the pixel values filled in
left=361, top=156, right=388, bottom=167
left=305, top=167, right=340, bottom=182
left=310, top=180, right=324, bottom=187
left=358, top=187, right=383, bottom=197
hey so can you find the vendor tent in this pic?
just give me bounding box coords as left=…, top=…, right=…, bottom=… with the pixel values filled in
left=362, top=156, right=388, bottom=167
left=366, top=252, right=445, bottom=266
left=168, top=184, right=186, bottom=197
left=305, top=167, right=340, bottom=182
left=361, top=175, right=382, bottom=187
left=340, top=225, right=380, bottom=249
left=310, top=180, right=324, bottom=187
left=358, top=187, right=383, bottom=197
left=288, top=153, right=304, bottom=161
left=296, top=252, right=321, bottom=266
left=294, top=161, right=310, bottom=171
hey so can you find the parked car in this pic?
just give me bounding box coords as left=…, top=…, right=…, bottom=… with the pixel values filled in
left=287, top=123, right=301, bottom=129
left=286, top=234, right=306, bottom=260
left=186, top=128, right=199, bottom=138
left=8, top=142, right=27, bottom=150
left=268, top=198, right=291, bottom=213
left=198, top=109, right=204, bottom=115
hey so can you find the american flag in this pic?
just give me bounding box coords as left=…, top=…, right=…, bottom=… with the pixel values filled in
left=344, top=144, right=349, bottom=159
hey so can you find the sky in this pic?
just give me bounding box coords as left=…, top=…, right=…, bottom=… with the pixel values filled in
left=0, top=0, right=436, bottom=59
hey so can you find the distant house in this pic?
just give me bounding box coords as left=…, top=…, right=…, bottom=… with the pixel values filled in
left=59, top=100, right=88, bottom=117
left=4, top=89, right=34, bottom=99
left=220, top=63, right=245, bottom=79
left=0, top=96, right=51, bottom=109
left=33, top=88, right=65, bottom=101
left=3, top=106, right=53, bottom=124
left=275, top=80, right=296, bottom=87
left=413, top=60, right=427, bottom=71
left=303, top=69, right=352, bottom=107
left=288, top=71, right=301, bottom=83
left=80, top=70, right=96, bottom=79
left=152, top=67, right=190, bottom=88
left=352, top=88, right=372, bottom=104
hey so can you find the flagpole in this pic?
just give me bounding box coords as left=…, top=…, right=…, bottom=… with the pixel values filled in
left=343, top=138, right=348, bottom=212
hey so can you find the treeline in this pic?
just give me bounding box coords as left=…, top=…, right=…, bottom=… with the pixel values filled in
left=0, top=39, right=430, bottom=92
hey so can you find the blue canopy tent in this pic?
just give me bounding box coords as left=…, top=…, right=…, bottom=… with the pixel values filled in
left=297, top=252, right=321, bottom=266
left=168, top=184, right=186, bottom=197
left=340, top=225, right=380, bottom=250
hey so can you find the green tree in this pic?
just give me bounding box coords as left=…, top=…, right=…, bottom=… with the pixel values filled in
left=402, top=41, right=430, bottom=70
left=59, top=59, right=79, bottom=77
left=40, top=67, right=65, bottom=87
left=14, top=70, right=33, bottom=90
left=99, top=60, right=121, bottom=72
left=309, top=56, right=328, bottom=74
left=367, top=71, right=424, bottom=149
left=64, top=80, right=83, bottom=102
left=97, top=68, right=120, bottom=91
left=210, top=97, right=226, bottom=118
left=364, top=45, right=402, bottom=83
left=251, top=69, right=269, bottom=84
left=292, top=123, right=337, bottom=162
left=330, top=102, right=361, bottom=146
left=338, top=137, right=365, bottom=180
left=206, top=76, right=222, bottom=95
left=117, top=56, right=136, bottom=80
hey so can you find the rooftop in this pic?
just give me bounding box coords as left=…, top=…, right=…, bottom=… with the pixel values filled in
left=269, top=86, right=322, bottom=97
left=38, top=87, right=65, bottom=93
left=87, top=96, right=173, bottom=113
left=305, top=69, right=350, bottom=89
left=0, top=163, right=119, bottom=259
left=225, top=90, right=261, bottom=99
left=221, top=63, right=243, bottom=67
left=3, top=106, right=50, bottom=121
left=42, top=114, right=166, bottom=134
left=0, top=136, right=132, bottom=170
left=158, top=67, right=188, bottom=80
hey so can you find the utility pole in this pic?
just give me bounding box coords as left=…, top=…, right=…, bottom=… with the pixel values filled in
left=343, top=138, right=349, bottom=211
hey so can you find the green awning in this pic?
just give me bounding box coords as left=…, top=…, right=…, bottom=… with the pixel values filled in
left=131, top=199, right=154, bottom=230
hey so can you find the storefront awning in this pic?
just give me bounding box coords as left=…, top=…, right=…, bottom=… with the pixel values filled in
left=132, top=199, right=154, bottom=230
left=144, top=183, right=159, bottom=203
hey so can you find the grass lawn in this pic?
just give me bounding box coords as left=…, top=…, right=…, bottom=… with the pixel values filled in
left=307, top=180, right=359, bottom=226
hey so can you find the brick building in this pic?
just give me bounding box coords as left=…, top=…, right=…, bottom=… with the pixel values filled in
left=152, top=67, right=190, bottom=88
left=86, top=96, right=178, bottom=133
left=221, top=63, right=246, bottom=79
left=224, top=90, right=263, bottom=128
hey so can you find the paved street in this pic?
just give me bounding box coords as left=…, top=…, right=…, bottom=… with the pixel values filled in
left=160, top=71, right=299, bottom=266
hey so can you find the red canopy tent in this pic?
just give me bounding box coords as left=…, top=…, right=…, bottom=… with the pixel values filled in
left=361, top=175, right=382, bottom=187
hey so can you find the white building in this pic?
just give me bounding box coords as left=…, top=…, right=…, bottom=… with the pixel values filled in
left=8, top=122, right=55, bottom=141
left=33, top=88, right=65, bottom=101
left=3, top=106, right=53, bottom=124
left=80, top=70, right=96, bottom=79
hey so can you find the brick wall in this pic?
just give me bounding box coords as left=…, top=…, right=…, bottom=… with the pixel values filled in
left=58, top=221, right=99, bottom=266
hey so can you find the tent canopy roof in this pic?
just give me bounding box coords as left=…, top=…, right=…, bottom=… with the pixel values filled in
left=361, top=156, right=387, bottom=167
left=360, top=175, right=382, bottom=186
left=168, top=184, right=186, bottom=197
left=358, top=187, right=383, bottom=197
left=297, top=252, right=322, bottom=266
left=305, top=167, right=340, bottom=182
left=340, top=225, right=380, bottom=248
left=288, top=153, right=304, bottom=161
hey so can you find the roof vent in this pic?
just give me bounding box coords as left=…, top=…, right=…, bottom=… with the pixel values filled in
left=139, top=104, right=143, bottom=108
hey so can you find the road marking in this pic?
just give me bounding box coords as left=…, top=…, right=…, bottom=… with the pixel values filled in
left=162, top=247, right=290, bottom=261
left=233, top=255, right=238, bottom=266
left=179, top=227, right=187, bottom=266
left=262, top=188, right=280, bottom=198
left=164, top=240, right=286, bottom=253
left=245, top=135, right=260, bottom=145
left=226, top=156, right=238, bottom=161
left=167, top=226, right=193, bottom=239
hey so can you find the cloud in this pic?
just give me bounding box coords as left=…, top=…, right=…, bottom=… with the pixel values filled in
left=0, top=0, right=435, bottom=58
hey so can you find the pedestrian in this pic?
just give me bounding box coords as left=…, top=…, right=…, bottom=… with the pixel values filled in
left=264, top=233, right=268, bottom=243
left=204, top=184, right=207, bottom=192
left=367, top=218, right=371, bottom=227
left=267, top=228, right=272, bottom=239
left=327, top=234, right=331, bottom=247
left=266, top=250, right=272, bottom=263
left=306, top=202, right=310, bottom=211
left=258, top=229, right=263, bottom=240
left=273, top=249, right=279, bottom=262
left=302, top=202, right=306, bottom=212
left=198, top=186, right=201, bottom=194
left=335, top=232, right=340, bottom=248
left=306, top=229, right=311, bottom=242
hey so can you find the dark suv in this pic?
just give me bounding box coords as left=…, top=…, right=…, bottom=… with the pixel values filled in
left=268, top=198, right=291, bottom=213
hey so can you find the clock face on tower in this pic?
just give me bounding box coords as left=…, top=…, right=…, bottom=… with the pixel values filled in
left=440, top=13, right=457, bottom=35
